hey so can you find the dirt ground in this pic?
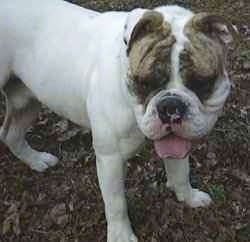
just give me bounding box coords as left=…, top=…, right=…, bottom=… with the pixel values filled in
left=0, top=0, right=249, bottom=241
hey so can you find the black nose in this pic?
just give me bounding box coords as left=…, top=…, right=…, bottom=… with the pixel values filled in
left=156, top=96, right=187, bottom=124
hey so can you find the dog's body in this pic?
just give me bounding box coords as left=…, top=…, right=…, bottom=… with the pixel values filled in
left=0, top=1, right=235, bottom=241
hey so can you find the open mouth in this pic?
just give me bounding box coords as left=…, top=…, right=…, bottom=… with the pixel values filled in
left=153, top=133, right=192, bottom=159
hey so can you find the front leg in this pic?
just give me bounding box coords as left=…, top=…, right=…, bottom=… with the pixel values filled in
left=96, top=152, right=137, bottom=242
left=163, top=156, right=212, bottom=207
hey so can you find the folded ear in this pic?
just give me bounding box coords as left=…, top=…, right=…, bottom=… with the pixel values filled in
left=123, top=8, right=147, bottom=45
left=124, top=9, right=166, bottom=54
left=189, top=13, right=238, bottom=46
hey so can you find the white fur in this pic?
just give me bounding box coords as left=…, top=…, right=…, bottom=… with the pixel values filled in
left=164, top=156, right=212, bottom=207
left=156, top=6, right=193, bottom=87
left=0, top=1, right=230, bottom=241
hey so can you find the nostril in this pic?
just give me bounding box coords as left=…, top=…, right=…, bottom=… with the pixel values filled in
left=165, top=125, right=172, bottom=132
left=172, top=116, right=182, bottom=124
left=166, top=105, right=177, bottom=116
left=156, top=96, right=187, bottom=124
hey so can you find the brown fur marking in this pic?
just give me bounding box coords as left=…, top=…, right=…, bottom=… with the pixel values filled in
left=127, top=11, right=176, bottom=103
left=180, top=13, right=235, bottom=101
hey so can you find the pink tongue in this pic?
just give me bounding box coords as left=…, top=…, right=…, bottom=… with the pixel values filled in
left=154, top=135, right=192, bottom=159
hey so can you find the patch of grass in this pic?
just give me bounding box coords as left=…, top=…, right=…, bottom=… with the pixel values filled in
left=14, top=176, right=34, bottom=193
left=208, top=184, right=226, bottom=203
left=236, top=224, right=250, bottom=242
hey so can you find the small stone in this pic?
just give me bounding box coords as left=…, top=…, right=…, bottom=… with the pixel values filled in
left=69, top=201, right=74, bottom=212
left=207, top=152, right=216, bottom=159
left=243, top=61, right=250, bottom=70
left=50, top=203, right=69, bottom=227
left=209, top=159, right=218, bottom=167
left=206, top=152, right=218, bottom=167
left=56, top=214, right=69, bottom=227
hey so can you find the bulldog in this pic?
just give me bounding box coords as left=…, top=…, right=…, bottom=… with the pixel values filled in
left=0, top=0, right=235, bottom=241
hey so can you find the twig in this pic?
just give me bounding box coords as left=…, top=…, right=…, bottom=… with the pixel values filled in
left=30, top=229, right=48, bottom=235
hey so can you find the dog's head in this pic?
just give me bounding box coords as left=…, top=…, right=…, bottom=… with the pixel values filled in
left=123, top=7, right=236, bottom=159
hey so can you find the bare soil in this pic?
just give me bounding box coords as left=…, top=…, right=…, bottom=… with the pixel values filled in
left=0, top=0, right=250, bottom=242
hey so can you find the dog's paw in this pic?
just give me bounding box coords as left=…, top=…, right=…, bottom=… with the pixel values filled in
left=29, top=153, right=59, bottom=172
left=41, top=153, right=59, bottom=167
left=108, top=220, right=138, bottom=242
left=185, top=189, right=212, bottom=208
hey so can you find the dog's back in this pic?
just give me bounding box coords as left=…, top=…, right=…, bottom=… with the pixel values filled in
left=0, top=0, right=105, bottom=123
left=0, top=0, right=98, bottom=84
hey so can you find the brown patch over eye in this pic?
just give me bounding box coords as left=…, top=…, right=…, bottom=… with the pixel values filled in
left=127, top=11, right=176, bottom=103
left=128, top=36, right=175, bottom=103
left=180, top=31, right=224, bottom=101
left=180, top=13, right=233, bottom=101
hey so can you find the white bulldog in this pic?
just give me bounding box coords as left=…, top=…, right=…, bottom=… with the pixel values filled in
left=0, top=0, right=235, bottom=241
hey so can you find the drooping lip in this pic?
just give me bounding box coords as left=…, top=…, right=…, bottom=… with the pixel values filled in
left=153, top=133, right=192, bottom=159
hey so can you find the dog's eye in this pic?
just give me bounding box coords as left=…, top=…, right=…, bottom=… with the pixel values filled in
left=139, top=81, right=153, bottom=93
left=186, top=78, right=215, bottom=101
left=141, top=79, right=166, bottom=92
left=133, top=80, right=163, bottom=103
left=158, top=78, right=168, bottom=87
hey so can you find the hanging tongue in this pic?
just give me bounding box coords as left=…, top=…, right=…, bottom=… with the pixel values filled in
left=154, top=135, right=191, bottom=159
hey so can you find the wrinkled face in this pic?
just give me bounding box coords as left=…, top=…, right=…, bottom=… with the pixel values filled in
left=124, top=7, right=235, bottom=158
